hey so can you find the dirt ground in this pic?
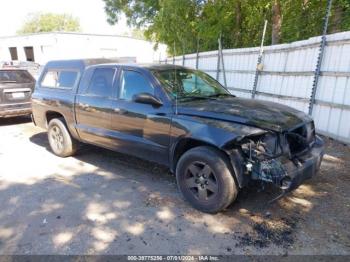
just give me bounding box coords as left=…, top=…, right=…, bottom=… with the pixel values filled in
left=0, top=116, right=349, bottom=255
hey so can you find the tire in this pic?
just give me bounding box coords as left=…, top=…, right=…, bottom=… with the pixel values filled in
left=176, top=146, right=238, bottom=213
left=48, top=118, right=78, bottom=157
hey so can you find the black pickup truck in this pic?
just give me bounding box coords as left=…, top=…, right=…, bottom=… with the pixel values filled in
left=32, top=59, right=324, bottom=213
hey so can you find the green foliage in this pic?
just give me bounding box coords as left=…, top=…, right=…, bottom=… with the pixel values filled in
left=17, top=13, right=81, bottom=34
left=130, top=28, right=147, bottom=39
left=103, top=0, right=350, bottom=55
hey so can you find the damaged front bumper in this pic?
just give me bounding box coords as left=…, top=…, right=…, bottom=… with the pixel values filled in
left=279, top=136, right=324, bottom=192
left=252, top=135, right=324, bottom=193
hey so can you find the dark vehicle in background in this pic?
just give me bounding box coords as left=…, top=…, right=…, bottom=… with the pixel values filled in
left=31, top=59, right=324, bottom=213
left=1, top=61, right=42, bottom=79
left=0, top=69, right=35, bottom=118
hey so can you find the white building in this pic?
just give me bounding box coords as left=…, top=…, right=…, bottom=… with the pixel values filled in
left=0, top=32, right=167, bottom=65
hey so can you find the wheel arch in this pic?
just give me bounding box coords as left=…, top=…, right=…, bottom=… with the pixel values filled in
left=170, top=137, right=213, bottom=172
left=170, top=137, right=246, bottom=188
left=45, top=111, right=66, bottom=127
left=44, top=110, right=80, bottom=140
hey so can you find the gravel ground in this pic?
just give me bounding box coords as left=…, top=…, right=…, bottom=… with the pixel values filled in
left=0, top=116, right=349, bottom=255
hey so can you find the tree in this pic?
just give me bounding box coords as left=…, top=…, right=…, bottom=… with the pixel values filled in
left=17, top=13, right=81, bottom=34
left=103, top=0, right=350, bottom=55
left=121, top=28, right=147, bottom=39
left=329, top=0, right=350, bottom=33
left=234, top=0, right=243, bottom=47
left=272, top=0, right=282, bottom=44
left=131, top=28, right=147, bottom=39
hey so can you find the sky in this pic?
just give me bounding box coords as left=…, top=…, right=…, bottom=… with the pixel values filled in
left=0, top=0, right=130, bottom=36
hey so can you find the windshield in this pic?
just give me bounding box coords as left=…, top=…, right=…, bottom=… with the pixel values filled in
left=0, top=70, right=34, bottom=83
left=152, top=68, right=230, bottom=100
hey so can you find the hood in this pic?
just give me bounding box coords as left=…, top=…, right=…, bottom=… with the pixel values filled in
left=177, top=96, right=312, bottom=132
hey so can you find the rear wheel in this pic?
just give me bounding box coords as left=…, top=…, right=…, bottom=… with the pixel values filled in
left=176, top=146, right=238, bottom=213
left=48, top=118, right=78, bottom=157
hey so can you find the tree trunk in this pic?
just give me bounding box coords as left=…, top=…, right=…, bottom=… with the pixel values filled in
left=234, top=0, right=242, bottom=47
left=330, top=3, right=344, bottom=33
left=272, top=0, right=282, bottom=45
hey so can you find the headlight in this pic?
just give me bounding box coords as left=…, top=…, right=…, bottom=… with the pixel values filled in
left=239, top=132, right=289, bottom=187
left=285, top=121, right=315, bottom=156
left=240, top=132, right=283, bottom=161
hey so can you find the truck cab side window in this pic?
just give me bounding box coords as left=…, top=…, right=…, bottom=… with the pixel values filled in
left=87, top=68, right=115, bottom=97
left=41, top=71, right=59, bottom=88
left=41, top=70, right=78, bottom=89
left=120, top=70, right=153, bottom=100
left=58, top=71, right=78, bottom=88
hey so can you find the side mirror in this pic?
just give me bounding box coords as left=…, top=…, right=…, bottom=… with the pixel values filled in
left=132, top=93, right=163, bottom=107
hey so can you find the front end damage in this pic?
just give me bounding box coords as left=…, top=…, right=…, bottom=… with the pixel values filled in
left=233, top=121, right=324, bottom=195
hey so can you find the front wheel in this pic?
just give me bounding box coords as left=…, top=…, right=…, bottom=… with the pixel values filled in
left=48, top=118, right=78, bottom=157
left=176, top=146, right=238, bottom=213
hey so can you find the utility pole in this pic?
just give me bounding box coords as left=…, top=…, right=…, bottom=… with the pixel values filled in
left=218, top=35, right=227, bottom=88
left=195, top=36, right=199, bottom=70
left=216, top=34, right=221, bottom=81
left=308, top=0, right=333, bottom=115
left=173, top=41, right=175, bottom=65
left=182, top=41, right=185, bottom=66
left=252, top=20, right=268, bottom=99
